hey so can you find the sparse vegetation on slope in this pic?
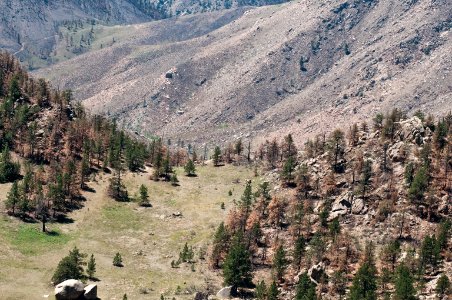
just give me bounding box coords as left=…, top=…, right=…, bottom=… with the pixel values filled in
left=211, top=111, right=451, bottom=299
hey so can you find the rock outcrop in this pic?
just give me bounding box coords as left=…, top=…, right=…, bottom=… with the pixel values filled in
left=54, top=279, right=85, bottom=300
left=83, top=284, right=97, bottom=300
left=216, top=286, right=232, bottom=299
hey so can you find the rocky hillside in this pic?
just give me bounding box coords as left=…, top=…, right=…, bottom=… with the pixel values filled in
left=33, top=0, right=451, bottom=146
left=208, top=112, right=451, bottom=299
left=0, top=0, right=286, bottom=69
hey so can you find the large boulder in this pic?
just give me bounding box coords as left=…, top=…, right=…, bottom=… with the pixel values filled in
left=216, top=286, right=233, bottom=299
left=329, top=192, right=353, bottom=220
left=308, top=262, right=326, bottom=284
left=351, top=198, right=367, bottom=215
left=83, top=284, right=97, bottom=300
left=388, top=141, right=406, bottom=162
left=398, top=116, right=425, bottom=143
left=194, top=291, right=209, bottom=300
left=55, top=279, right=85, bottom=300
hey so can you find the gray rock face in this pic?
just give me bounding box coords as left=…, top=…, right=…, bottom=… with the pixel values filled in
left=351, top=198, right=367, bottom=215
left=398, top=117, right=425, bottom=143
left=388, top=141, right=405, bottom=162
left=329, top=192, right=353, bottom=220
left=83, top=284, right=97, bottom=300
left=54, top=279, right=85, bottom=300
left=216, top=286, right=233, bottom=299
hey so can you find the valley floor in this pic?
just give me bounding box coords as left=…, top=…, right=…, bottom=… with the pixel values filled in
left=0, top=163, right=256, bottom=299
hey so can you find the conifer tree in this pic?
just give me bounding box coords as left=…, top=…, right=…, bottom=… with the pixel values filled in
left=213, top=146, right=221, bottom=166
left=394, top=264, right=417, bottom=300
left=293, top=236, right=306, bottom=272
left=282, top=156, right=296, bottom=185
left=328, top=129, right=345, bottom=173
left=18, top=183, right=30, bottom=219
left=81, top=150, right=90, bottom=189
left=239, top=181, right=254, bottom=230
left=408, top=166, right=428, bottom=202
left=282, top=133, right=297, bottom=159
left=35, top=183, right=47, bottom=232
left=382, top=239, right=401, bottom=272
left=138, top=184, right=150, bottom=207
left=184, top=159, right=196, bottom=176
left=295, top=272, right=317, bottom=300
left=348, top=243, right=377, bottom=300
left=438, top=219, right=451, bottom=250
left=267, top=281, right=279, bottom=300
left=273, top=245, right=288, bottom=282
left=419, top=234, right=441, bottom=273
left=0, top=146, right=20, bottom=183
left=113, top=252, right=123, bottom=267
left=86, top=254, right=96, bottom=279
left=255, top=280, right=267, bottom=300
left=257, top=181, right=271, bottom=216
left=329, top=217, right=341, bottom=241
left=360, top=159, right=372, bottom=199
left=5, top=180, right=20, bottom=214
left=170, top=173, right=179, bottom=186
left=52, top=247, right=86, bottom=284
left=436, top=274, right=450, bottom=297
left=222, top=232, right=252, bottom=292
left=211, top=222, right=229, bottom=268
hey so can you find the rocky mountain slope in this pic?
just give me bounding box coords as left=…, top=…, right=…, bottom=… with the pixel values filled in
left=0, top=0, right=286, bottom=69
left=33, top=0, right=451, bottom=146
left=208, top=113, right=451, bottom=299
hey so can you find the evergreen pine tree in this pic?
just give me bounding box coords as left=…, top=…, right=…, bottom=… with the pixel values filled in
left=86, top=254, right=96, bottom=279
left=348, top=243, right=377, bottom=300
left=5, top=180, right=20, bottom=214
left=282, top=156, right=296, bottom=185
left=0, top=146, right=20, bottom=183
left=184, top=159, right=196, bottom=176
left=273, top=245, right=288, bottom=282
left=408, top=166, right=428, bottom=202
left=295, top=272, right=317, bottom=300
left=213, top=146, right=221, bottom=166
left=267, top=281, right=279, bottom=300
left=170, top=173, right=179, bottom=186
left=255, top=280, right=267, bottom=300
left=211, top=222, right=229, bottom=268
left=52, top=247, right=87, bottom=284
left=329, top=217, right=341, bottom=240
left=138, top=184, right=150, bottom=207
left=222, top=232, right=252, bottom=291
left=436, top=274, right=450, bottom=297
left=113, top=252, right=123, bottom=267
left=394, top=264, right=417, bottom=300
left=293, top=236, right=306, bottom=271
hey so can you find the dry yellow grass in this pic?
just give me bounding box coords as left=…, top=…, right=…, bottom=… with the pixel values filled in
left=0, top=163, right=258, bottom=299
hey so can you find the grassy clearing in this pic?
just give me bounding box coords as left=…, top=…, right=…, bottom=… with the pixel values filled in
left=0, top=163, right=257, bottom=299
left=3, top=223, right=70, bottom=256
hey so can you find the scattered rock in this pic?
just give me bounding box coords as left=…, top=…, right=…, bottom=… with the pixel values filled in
left=172, top=211, right=182, bottom=217
left=351, top=198, right=367, bottom=214
left=308, top=262, right=326, bottom=284
left=194, top=291, right=208, bottom=300
left=397, top=116, right=425, bottom=143
left=216, top=286, right=232, bottom=299
left=329, top=192, right=353, bottom=220
left=54, top=279, right=85, bottom=300
left=388, top=141, right=405, bottom=162
left=83, top=284, right=97, bottom=300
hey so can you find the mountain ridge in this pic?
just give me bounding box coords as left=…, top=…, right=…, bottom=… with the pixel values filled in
left=34, top=0, right=452, bottom=146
